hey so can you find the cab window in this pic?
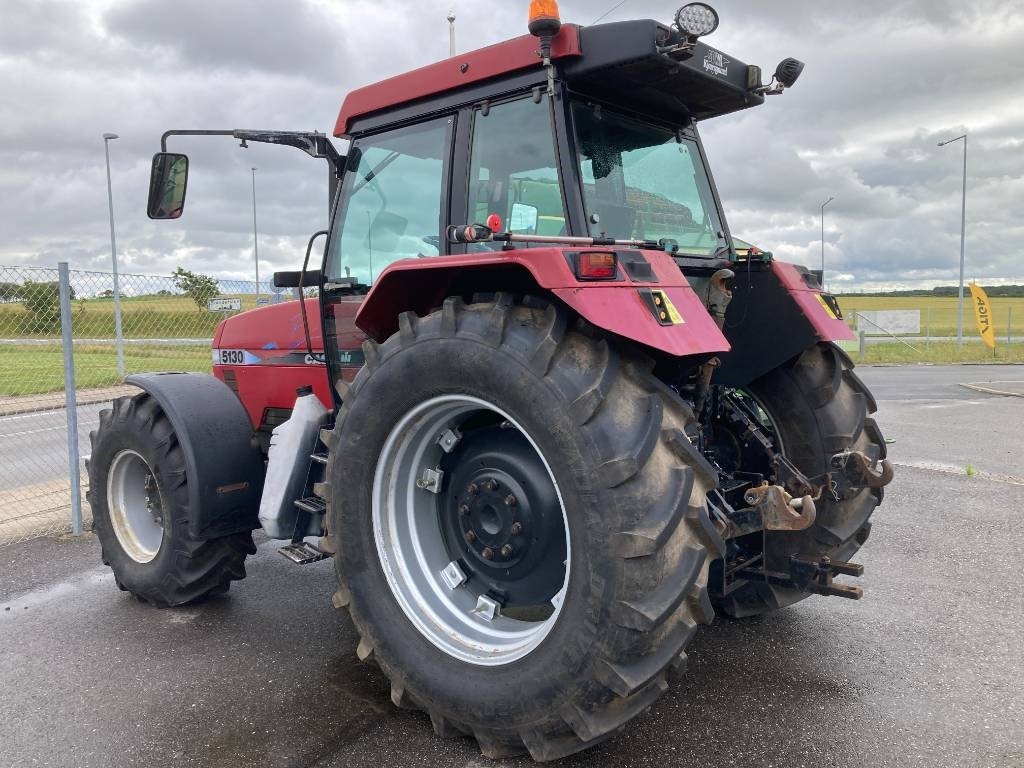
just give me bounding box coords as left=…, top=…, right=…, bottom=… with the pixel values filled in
left=327, top=117, right=450, bottom=284
left=466, top=97, right=566, bottom=249
left=572, top=102, right=726, bottom=256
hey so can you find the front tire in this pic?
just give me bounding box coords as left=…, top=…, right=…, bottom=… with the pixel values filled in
left=88, top=393, right=256, bottom=607
left=322, top=295, right=724, bottom=760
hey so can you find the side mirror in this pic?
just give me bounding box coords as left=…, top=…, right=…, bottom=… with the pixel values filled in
left=510, top=202, right=540, bottom=234
left=147, top=152, right=189, bottom=220
left=774, top=58, right=805, bottom=89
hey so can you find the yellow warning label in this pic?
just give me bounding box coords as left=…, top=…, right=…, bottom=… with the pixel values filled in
left=657, top=291, right=684, bottom=324
left=815, top=293, right=839, bottom=320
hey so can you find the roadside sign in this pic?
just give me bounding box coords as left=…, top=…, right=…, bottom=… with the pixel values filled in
left=207, top=297, right=242, bottom=312
left=857, top=310, right=920, bottom=336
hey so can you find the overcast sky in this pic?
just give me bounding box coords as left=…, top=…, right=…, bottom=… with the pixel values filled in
left=3, top=0, right=1022, bottom=290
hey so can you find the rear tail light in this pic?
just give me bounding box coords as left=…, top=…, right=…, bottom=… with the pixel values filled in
left=577, top=251, right=617, bottom=280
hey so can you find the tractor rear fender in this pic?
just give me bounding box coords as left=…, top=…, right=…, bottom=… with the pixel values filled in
left=354, top=248, right=730, bottom=358
left=714, top=260, right=855, bottom=388
left=124, top=372, right=265, bottom=539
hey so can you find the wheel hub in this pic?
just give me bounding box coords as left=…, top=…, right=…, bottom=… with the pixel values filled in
left=441, top=426, right=566, bottom=607
left=371, top=395, right=571, bottom=666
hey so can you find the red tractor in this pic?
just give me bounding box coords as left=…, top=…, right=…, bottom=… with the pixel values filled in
left=88, top=2, right=893, bottom=760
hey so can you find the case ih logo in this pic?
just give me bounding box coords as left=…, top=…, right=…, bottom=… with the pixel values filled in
left=703, top=50, right=730, bottom=76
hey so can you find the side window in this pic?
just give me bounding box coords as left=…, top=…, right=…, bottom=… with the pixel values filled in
left=328, top=118, right=449, bottom=284
left=466, top=98, right=566, bottom=249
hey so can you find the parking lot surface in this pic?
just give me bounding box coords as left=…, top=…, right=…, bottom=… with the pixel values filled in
left=1, top=365, right=1022, bottom=768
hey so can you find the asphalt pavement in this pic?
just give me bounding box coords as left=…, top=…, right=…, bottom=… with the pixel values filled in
left=1, top=365, right=1022, bottom=768
left=0, top=404, right=101, bottom=490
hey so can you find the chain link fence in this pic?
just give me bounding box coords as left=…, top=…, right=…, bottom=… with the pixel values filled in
left=0, top=263, right=276, bottom=545
left=1, top=263, right=1020, bottom=545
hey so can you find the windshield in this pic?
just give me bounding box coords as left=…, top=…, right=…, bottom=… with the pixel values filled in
left=571, top=102, right=727, bottom=256
left=326, top=117, right=449, bottom=284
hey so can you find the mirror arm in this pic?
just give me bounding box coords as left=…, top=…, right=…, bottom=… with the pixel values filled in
left=159, top=129, right=343, bottom=167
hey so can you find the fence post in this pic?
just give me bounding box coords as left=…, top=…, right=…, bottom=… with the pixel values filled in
left=858, top=330, right=865, bottom=362
left=1009, top=306, right=1013, bottom=346
left=58, top=263, right=84, bottom=536
left=926, top=307, right=931, bottom=345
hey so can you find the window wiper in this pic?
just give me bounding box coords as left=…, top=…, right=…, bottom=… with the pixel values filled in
left=351, top=151, right=400, bottom=195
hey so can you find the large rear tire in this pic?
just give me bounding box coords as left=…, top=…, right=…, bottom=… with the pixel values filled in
left=715, top=343, right=887, bottom=617
left=88, top=393, right=256, bottom=607
left=321, top=295, right=724, bottom=760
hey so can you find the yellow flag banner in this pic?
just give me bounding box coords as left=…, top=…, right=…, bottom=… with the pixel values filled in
left=968, top=282, right=996, bottom=349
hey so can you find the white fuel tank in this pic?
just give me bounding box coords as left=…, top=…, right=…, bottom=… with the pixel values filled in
left=258, top=386, right=328, bottom=540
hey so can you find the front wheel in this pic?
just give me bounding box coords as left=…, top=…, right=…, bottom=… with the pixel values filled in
left=322, top=295, right=723, bottom=760
left=88, top=393, right=256, bottom=607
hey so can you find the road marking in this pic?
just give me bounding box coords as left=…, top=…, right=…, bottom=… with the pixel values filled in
left=959, top=382, right=1024, bottom=398
left=893, top=460, right=1024, bottom=486
left=0, top=425, right=71, bottom=438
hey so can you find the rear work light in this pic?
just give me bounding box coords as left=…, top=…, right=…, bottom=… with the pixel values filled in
left=577, top=251, right=617, bottom=280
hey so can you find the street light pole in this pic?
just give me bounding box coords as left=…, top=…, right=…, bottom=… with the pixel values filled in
left=938, top=133, right=968, bottom=350
left=820, top=196, right=834, bottom=292
left=251, top=167, right=260, bottom=301
left=448, top=11, right=456, bottom=57
left=102, top=133, right=125, bottom=377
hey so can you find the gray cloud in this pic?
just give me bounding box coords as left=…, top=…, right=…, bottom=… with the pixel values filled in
left=1, top=0, right=1022, bottom=290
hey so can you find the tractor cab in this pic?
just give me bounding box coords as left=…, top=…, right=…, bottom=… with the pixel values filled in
left=145, top=2, right=805, bottom=405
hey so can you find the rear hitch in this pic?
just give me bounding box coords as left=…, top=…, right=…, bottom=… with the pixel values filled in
left=829, top=450, right=895, bottom=499
left=743, top=483, right=816, bottom=531
left=737, top=555, right=864, bottom=600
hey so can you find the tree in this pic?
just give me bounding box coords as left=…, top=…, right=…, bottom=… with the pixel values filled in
left=0, top=282, right=19, bottom=303
left=172, top=267, right=219, bottom=309
left=18, top=281, right=73, bottom=331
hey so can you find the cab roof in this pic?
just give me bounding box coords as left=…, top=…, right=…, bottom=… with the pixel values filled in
left=334, top=19, right=764, bottom=138
left=334, top=26, right=582, bottom=138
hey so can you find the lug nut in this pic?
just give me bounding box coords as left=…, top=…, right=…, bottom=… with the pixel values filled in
left=504, top=494, right=517, bottom=507
left=482, top=478, right=498, bottom=492
left=500, top=544, right=513, bottom=557
left=464, top=530, right=476, bottom=543
left=510, top=522, right=523, bottom=536
left=458, top=504, right=470, bottom=515
left=466, top=483, right=479, bottom=496
left=482, top=547, right=494, bottom=560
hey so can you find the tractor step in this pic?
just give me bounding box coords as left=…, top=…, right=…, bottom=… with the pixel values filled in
left=294, top=496, right=327, bottom=515
left=278, top=540, right=330, bottom=565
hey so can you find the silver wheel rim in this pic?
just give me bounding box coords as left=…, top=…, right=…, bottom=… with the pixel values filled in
left=107, top=449, right=164, bottom=563
left=372, top=395, right=570, bottom=666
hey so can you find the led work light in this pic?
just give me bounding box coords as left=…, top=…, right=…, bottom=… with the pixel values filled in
left=675, top=3, right=719, bottom=38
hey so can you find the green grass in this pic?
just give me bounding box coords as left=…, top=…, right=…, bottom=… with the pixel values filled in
left=0, top=344, right=211, bottom=396
left=853, top=340, right=1024, bottom=365
left=0, top=294, right=265, bottom=339
left=836, top=295, right=1024, bottom=338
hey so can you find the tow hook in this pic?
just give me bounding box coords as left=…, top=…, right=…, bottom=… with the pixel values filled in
left=831, top=450, right=895, bottom=490
left=744, top=483, right=816, bottom=532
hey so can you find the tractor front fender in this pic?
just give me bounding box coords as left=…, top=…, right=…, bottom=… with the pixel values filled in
left=125, top=372, right=265, bottom=539
left=715, top=260, right=855, bottom=387
left=354, top=249, right=729, bottom=358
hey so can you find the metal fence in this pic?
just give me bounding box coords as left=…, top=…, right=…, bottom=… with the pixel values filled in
left=1, top=263, right=1020, bottom=545
left=0, top=263, right=279, bottom=544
